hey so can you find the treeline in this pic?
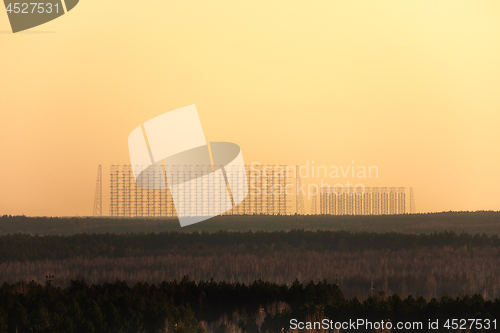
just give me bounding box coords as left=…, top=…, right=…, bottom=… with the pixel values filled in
left=3, top=247, right=500, bottom=300
left=0, top=278, right=499, bottom=333
left=0, top=230, right=499, bottom=262
left=0, top=279, right=205, bottom=333
left=1, top=211, right=500, bottom=236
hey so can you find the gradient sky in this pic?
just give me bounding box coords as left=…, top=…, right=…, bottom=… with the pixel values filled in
left=1, top=0, right=499, bottom=216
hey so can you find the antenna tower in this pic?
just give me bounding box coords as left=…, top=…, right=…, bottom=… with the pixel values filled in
left=296, top=165, right=305, bottom=214
left=410, top=187, right=416, bottom=214
left=310, top=193, right=317, bottom=215
left=93, top=165, right=102, bottom=216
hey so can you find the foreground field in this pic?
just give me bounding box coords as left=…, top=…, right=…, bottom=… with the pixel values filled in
left=1, top=211, right=500, bottom=235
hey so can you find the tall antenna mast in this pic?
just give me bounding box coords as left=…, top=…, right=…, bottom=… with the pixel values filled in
left=93, top=165, right=102, bottom=217
left=410, top=187, right=416, bottom=214
left=296, top=165, right=305, bottom=214
left=310, top=193, right=317, bottom=215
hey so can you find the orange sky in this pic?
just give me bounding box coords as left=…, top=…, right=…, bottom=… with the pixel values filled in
left=1, top=0, right=499, bottom=216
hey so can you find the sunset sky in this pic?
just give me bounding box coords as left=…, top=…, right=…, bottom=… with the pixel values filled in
left=1, top=0, right=499, bottom=216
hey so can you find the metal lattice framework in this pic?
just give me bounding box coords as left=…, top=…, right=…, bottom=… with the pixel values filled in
left=310, top=193, right=317, bottom=215
left=318, top=186, right=406, bottom=215
left=410, top=187, right=416, bottom=214
left=106, top=164, right=412, bottom=217
left=228, top=164, right=289, bottom=215
left=92, top=165, right=102, bottom=217
left=295, top=165, right=305, bottom=215
left=109, top=164, right=292, bottom=217
left=109, top=165, right=175, bottom=217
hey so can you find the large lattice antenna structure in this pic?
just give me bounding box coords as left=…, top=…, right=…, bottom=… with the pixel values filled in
left=295, top=165, right=305, bottom=214
left=409, top=187, right=416, bottom=214
left=93, top=165, right=102, bottom=217
left=310, top=193, right=317, bottom=215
